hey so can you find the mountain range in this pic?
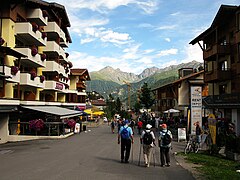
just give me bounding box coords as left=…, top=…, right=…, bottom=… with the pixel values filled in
left=86, top=60, right=203, bottom=104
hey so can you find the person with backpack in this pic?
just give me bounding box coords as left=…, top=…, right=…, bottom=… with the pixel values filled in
left=158, top=123, right=172, bottom=167
left=140, top=124, right=155, bottom=167
left=118, top=120, right=134, bottom=163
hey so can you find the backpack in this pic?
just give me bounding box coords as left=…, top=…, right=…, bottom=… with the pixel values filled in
left=121, top=127, right=130, bottom=139
left=143, top=131, right=153, bottom=145
left=162, top=130, right=171, bottom=146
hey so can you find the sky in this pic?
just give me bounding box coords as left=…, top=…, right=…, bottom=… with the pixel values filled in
left=45, top=0, right=239, bottom=74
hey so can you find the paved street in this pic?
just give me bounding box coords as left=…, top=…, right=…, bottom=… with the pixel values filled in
left=0, top=124, right=194, bottom=180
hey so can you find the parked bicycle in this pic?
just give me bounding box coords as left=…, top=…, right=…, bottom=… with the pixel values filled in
left=184, top=135, right=200, bottom=154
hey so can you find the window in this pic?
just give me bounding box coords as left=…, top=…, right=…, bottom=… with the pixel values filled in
left=219, top=36, right=227, bottom=45
left=219, top=84, right=227, bottom=94
left=220, top=60, right=228, bottom=71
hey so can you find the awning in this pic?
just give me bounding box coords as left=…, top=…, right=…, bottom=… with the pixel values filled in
left=21, top=106, right=82, bottom=119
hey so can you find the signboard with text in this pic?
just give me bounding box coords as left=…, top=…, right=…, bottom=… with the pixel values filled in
left=190, top=86, right=202, bottom=134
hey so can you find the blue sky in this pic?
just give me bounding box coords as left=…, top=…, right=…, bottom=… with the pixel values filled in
left=46, top=0, right=239, bottom=74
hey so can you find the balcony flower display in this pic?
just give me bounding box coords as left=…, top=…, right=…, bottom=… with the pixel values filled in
left=29, top=119, right=45, bottom=131
left=65, top=77, right=69, bottom=82
left=42, top=10, right=48, bottom=18
left=31, top=22, right=39, bottom=32
left=65, top=68, right=69, bottom=74
left=31, top=47, right=38, bottom=56
left=39, top=75, right=45, bottom=83
left=11, top=66, right=19, bottom=75
left=42, top=32, right=47, bottom=39
left=0, top=37, right=5, bottom=46
left=65, top=52, right=69, bottom=58
left=30, top=71, right=37, bottom=80
left=65, top=84, right=69, bottom=89
left=65, top=119, right=76, bottom=129
left=41, top=53, right=47, bottom=61
left=67, top=61, right=73, bottom=68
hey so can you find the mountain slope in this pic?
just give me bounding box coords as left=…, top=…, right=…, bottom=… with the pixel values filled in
left=86, top=61, right=203, bottom=101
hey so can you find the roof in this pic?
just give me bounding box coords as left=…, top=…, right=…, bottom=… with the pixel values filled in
left=21, top=106, right=83, bottom=119
left=152, top=70, right=204, bottom=91
left=91, top=99, right=107, bottom=106
left=190, top=5, right=239, bottom=45
left=71, top=69, right=91, bottom=80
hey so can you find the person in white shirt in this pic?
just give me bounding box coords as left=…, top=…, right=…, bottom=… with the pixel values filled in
left=140, top=124, right=155, bottom=167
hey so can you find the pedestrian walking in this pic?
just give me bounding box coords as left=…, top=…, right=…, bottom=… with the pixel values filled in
left=118, top=120, right=134, bottom=163
left=111, top=120, right=115, bottom=133
left=158, top=123, right=172, bottom=167
left=137, top=120, right=143, bottom=135
left=140, top=124, right=155, bottom=167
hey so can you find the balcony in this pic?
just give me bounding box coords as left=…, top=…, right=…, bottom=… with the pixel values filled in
left=15, top=22, right=47, bottom=46
left=204, top=69, right=231, bottom=82
left=0, top=65, right=20, bottom=83
left=76, top=82, right=86, bottom=91
left=45, top=80, right=66, bottom=92
left=45, top=22, right=61, bottom=38
left=27, top=8, right=48, bottom=26
left=44, top=41, right=66, bottom=58
left=14, top=48, right=46, bottom=67
left=20, top=73, right=44, bottom=88
left=236, top=30, right=240, bottom=44
left=43, top=61, right=69, bottom=77
left=203, top=44, right=230, bottom=60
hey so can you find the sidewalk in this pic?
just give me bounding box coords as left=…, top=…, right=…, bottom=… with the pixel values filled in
left=171, top=140, right=204, bottom=180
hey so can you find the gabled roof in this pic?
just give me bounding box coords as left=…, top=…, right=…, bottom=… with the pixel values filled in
left=71, top=69, right=91, bottom=80
left=190, top=5, right=239, bottom=45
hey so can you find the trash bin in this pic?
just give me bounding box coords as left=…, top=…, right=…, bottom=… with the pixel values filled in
left=83, top=125, right=87, bottom=131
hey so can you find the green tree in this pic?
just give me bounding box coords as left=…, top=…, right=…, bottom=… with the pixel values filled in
left=105, top=94, right=116, bottom=119
left=115, top=97, right=122, bottom=113
left=139, top=82, right=155, bottom=110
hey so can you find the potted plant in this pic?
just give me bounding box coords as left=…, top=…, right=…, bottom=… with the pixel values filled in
left=31, top=46, right=38, bottom=56
left=30, top=71, right=37, bottom=80
left=67, top=61, right=73, bottom=68
left=42, top=10, right=48, bottom=18
left=29, top=119, right=45, bottom=131
left=31, top=22, right=39, bottom=32
left=0, top=37, right=5, bottom=46
left=41, top=53, right=47, bottom=61
left=65, top=84, right=69, bottom=89
left=11, top=66, right=19, bottom=75
left=39, top=75, right=45, bottom=83
left=42, top=32, right=47, bottom=39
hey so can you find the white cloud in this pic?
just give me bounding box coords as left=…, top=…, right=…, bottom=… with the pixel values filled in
left=100, top=30, right=131, bottom=45
left=155, top=25, right=177, bottom=30
left=181, top=44, right=203, bottom=63
left=156, top=48, right=178, bottom=57
left=47, top=0, right=158, bottom=14
left=164, top=38, right=171, bottom=42
left=80, top=38, right=95, bottom=44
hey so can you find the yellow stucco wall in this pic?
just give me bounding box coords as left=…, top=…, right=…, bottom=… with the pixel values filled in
left=5, top=83, right=14, bottom=98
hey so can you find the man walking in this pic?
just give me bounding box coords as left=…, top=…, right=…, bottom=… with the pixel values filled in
left=158, top=124, right=172, bottom=167
left=118, top=120, right=134, bottom=163
left=140, top=124, right=155, bottom=167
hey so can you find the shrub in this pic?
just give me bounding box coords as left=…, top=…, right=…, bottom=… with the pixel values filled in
left=29, top=119, right=44, bottom=131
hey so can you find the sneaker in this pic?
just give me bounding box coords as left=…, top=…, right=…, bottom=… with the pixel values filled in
left=160, top=164, right=164, bottom=167
left=166, top=163, right=170, bottom=167
left=147, top=164, right=150, bottom=167
left=125, top=160, right=129, bottom=163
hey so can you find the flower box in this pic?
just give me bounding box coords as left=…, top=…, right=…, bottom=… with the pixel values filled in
left=68, top=61, right=73, bottom=68
left=41, top=53, right=47, bottom=61
left=39, top=75, right=45, bottom=83
left=31, top=22, right=39, bottom=32
left=42, top=32, right=47, bottom=39
left=29, top=119, right=44, bottom=131
left=11, top=66, right=19, bottom=75
left=30, top=71, right=37, bottom=80
left=31, top=47, right=38, bottom=56
left=0, top=37, right=5, bottom=46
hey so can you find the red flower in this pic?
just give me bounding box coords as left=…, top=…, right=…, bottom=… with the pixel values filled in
left=39, top=75, right=45, bottom=83
left=29, top=119, right=45, bottom=131
left=41, top=53, right=47, bottom=61
left=42, top=32, right=47, bottom=39
left=30, top=71, right=37, bottom=80
left=11, top=66, right=19, bottom=75
left=31, top=47, right=38, bottom=56
left=31, top=22, right=39, bottom=32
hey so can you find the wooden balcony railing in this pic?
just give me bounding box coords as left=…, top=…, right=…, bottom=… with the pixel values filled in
left=204, top=69, right=231, bottom=82
left=203, top=44, right=230, bottom=60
